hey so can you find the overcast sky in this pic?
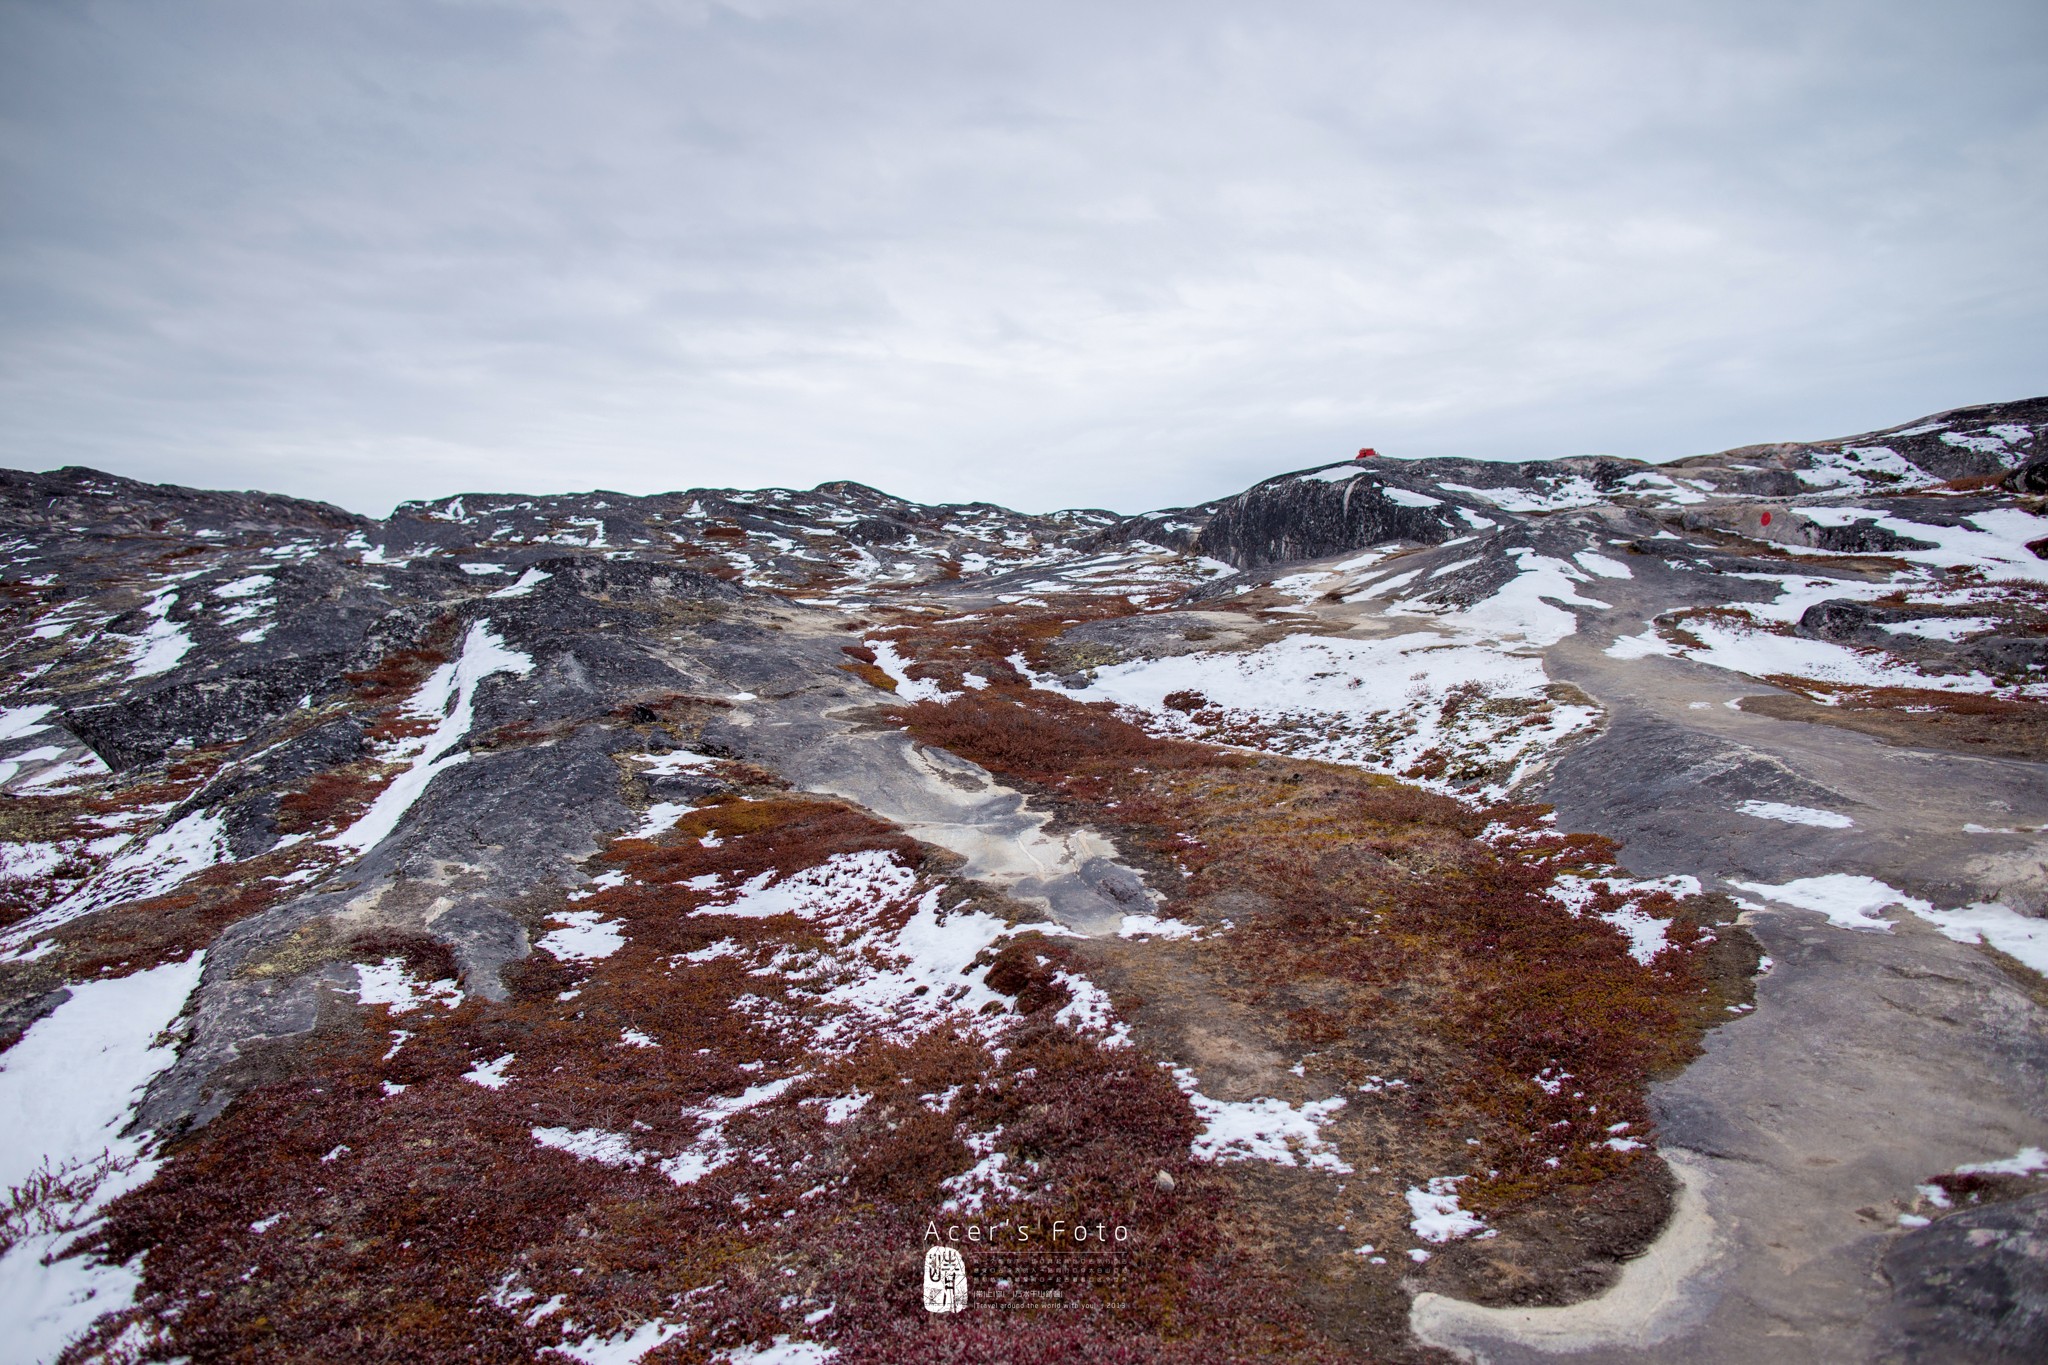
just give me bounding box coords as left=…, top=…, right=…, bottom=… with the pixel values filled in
left=1, top=0, right=2043, bottom=517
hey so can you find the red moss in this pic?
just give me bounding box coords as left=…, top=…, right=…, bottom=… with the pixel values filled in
left=65, top=792, right=1364, bottom=1364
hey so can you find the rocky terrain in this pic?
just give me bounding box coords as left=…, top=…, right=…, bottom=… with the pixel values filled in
left=1, top=397, right=2044, bottom=1364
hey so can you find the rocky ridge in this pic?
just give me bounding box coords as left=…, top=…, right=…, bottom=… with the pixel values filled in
left=0, top=396, right=2044, bottom=1364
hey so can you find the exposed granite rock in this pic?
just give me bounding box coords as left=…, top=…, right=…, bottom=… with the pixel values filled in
left=1877, top=1193, right=2048, bottom=1363
left=1192, top=467, right=1457, bottom=568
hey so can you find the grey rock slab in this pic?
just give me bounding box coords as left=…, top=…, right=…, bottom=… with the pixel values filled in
left=1412, top=597, right=2048, bottom=1362
left=1875, top=1191, right=2048, bottom=1363
left=1539, top=625, right=2048, bottom=905
left=710, top=698, right=1151, bottom=935
left=688, top=625, right=1157, bottom=935
left=1414, top=913, right=2048, bottom=1364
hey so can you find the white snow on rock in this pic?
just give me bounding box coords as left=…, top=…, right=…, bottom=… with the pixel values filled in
left=1344, top=566, right=1423, bottom=601
left=0, top=747, right=64, bottom=789
left=1395, top=549, right=1612, bottom=647
left=1953, top=1146, right=2048, bottom=1177
left=1382, top=486, right=1443, bottom=508
left=0, top=703, right=54, bottom=742
left=0, top=954, right=205, bottom=1365
left=635, top=750, right=716, bottom=774
left=1572, top=550, right=1634, bottom=580
left=211, top=573, right=275, bottom=633
left=630, top=802, right=697, bottom=838
left=864, top=639, right=958, bottom=702
left=488, top=568, right=553, bottom=599
left=1612, top=615, right=2004, bottom=695
left=1117, top=913, right=1199, bottom=939
left=1174, top=1070, right=1351, bottom=1173
left=1438, top=477, right=1605, bottom=513
left=1909, top=902, right=2048, bottom=975
left=1618, top=471, right=1710, bottom=505
left=1730, top=873, right=1921, bottom=931
left=1798, top=505, right=2048, bottom=585
left=1731, top=875, right=2048, bottom=972
left=10, top=749, right=112, bottom=793
left=1406, top=1175, right=1491, bottom=1243
left=332, top=620, right=534, bottom=854
left=1737, top=801, right=1855, bottom=829
left=122, top=588, right=193, bottom=679
left=1880, top=617, right=1998, bottom=642
left=1794, top=445, right=1936, bottom=490
left=1601, top=567, right=2036, bottom=696
left=568, top=871, right=628, bottom=902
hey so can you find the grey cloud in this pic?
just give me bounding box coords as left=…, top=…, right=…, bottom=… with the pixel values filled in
left=0, top=0, right=2043, bottom=515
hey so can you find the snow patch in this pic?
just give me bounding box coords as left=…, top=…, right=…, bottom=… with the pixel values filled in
left=489, top=568, right=553, bottom=599
left=0, top=954, right=205, bottom=1363
left=1954, top=1146, right=2048, bottom=1177
left=1729, top=877, right=2048, bottom=971
left=866, top=639, right=958, bottom=702
left=0, top=704, right=55, bottom=742
left=716, top=1337, right=837, bottom=1364
left=1176, top=1072, right=1350, bottom=1173
left=532, top=1127, right=644, bottom=1168
left=538, top=911, right=626, bottom=963
left=332, top=621, right=533, bottom=854
left=353, top=958, right=464, bottom=1014
left=1737, top=801, right=1854, bottom=829
left=464, top=1054, right=516, bottom=1089
left=1117, top=913, right=1199, bottom=940
left=1407, top=1176, right=1490, bottom=1243
left=549, top=1318, right=690, bottom=1364
left=122, top=589, right=193, bottom=679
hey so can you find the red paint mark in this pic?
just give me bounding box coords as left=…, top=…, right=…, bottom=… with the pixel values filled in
left=1760, top=511, right=1772, bottom=526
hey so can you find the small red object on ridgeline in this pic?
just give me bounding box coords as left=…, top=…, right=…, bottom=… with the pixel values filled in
left=1356, top=447, right=1379, bottom=461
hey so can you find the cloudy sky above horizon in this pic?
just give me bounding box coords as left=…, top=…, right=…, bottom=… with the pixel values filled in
left=2, top=0, right=2043, bottom=518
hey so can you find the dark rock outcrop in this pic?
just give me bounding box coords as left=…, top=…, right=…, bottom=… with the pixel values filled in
left=1877, top=1192, right=2048, bottom=1363
left=1811, top=521, right=1940, bottom=555
left=1193, top=468, right=1456, bottom=568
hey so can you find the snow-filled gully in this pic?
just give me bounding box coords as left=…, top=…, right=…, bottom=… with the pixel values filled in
left=332, top=619, right=534, bottom=854
left=0, top=955, right=207, bottom=1360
